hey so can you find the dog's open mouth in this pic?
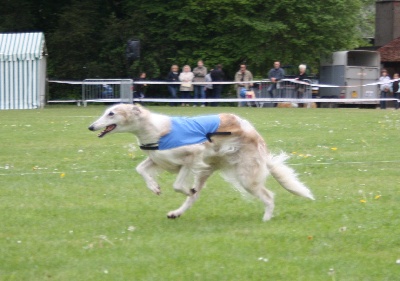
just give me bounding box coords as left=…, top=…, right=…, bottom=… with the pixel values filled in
left=98, top=124, right=117, bottom=138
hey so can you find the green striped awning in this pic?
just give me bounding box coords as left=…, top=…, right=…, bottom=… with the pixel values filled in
left=0, top=32, right=46, bottom=61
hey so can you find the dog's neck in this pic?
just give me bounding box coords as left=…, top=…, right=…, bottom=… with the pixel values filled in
left=134, top=113, right=171, bottom=146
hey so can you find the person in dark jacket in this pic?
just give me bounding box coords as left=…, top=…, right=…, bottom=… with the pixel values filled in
left=267, top=61, right=285, bottom=98
left=133, top=72, right=147, bottom=105
left=166, top=65, right=180, bottom=106
left=210, top=64, right=225, bottom=107
left=295, top=64, right=307, bottom=99
left=392, top=73, right=399, bottom=110
left=295, top=64, right=307, bottom=81
left=134, top=72, right=147, bottom=98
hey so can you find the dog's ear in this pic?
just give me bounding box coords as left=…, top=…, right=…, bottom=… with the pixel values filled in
left=132, top=104, right=142, bottom=115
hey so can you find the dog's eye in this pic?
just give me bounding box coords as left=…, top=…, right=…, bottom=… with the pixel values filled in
left=108, top=112, right=114, bottom=116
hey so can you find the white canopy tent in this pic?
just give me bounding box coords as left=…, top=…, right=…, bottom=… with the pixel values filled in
left=0, top=32, right=47, bottom=109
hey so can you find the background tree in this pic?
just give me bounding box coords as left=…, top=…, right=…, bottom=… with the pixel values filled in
left=1, top=0, right=375, bottom=96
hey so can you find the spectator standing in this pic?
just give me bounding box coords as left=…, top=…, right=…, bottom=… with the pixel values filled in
left=295, top=64, right=307, bottom=101
left=210, top=64, right=225, bottom=107
left=204, top=71, right=213, bottom=105
left=295, top=64, right=307, bottom=81
left=179, top=65, right=194, bottom=106
left=133, top=72, right=147, bottom=105
left=267, top=61, right=285, bottom=98
left=234, top=64, right=253, bottom=107
left=379, top=69, right=391, bottom=109
left=166, top=64, right=180, bottom=106
left=101, top=84, right=114, bottom=98
left=392, top=73, right=399, bottom=110
left=193, top=60, right=207, bottom=107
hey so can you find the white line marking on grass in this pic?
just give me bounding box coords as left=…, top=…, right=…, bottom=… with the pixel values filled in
left=1, top=160, right=399, bottom=177
left=64, top=116, right=97, bottom=118
left=0, top=169, right=126, bottom=176
left=290, top=160, right=400, bottom=166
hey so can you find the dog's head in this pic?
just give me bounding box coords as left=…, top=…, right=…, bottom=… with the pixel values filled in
left=88, top=104, right=144, bottom=137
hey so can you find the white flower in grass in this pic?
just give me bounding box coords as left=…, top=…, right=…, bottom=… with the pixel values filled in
left=328, top=268, right=335, bottom=274
left=83, top=243, right=94, bottom=250
left=127, top=226, right=136, bottom=232
left=98, top=235, right=114, bottom=245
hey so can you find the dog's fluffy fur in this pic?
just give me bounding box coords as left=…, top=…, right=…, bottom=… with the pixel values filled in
left=89, top=104, right=314, bottom=221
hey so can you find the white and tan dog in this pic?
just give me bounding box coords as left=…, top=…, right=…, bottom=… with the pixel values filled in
left=88, top=104, right=314, bottom=221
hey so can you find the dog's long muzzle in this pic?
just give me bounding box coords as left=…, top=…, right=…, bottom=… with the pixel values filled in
left=88, top=124, right=117, bottom=138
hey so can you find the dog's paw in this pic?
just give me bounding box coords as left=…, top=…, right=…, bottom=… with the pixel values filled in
left=148, top=185, right=161, bottom=195
left=167, top=211, right=181, bottom=219
left=262, top=213, right=273, bottom=222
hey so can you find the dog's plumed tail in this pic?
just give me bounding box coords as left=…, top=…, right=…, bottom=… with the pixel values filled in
left=266, top=152, right=315, bottom=200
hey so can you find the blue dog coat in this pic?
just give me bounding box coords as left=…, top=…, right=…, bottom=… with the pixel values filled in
left=158, top=115, right=221, bottom=150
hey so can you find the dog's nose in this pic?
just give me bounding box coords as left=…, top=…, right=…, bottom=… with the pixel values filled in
left=88, top=125, right=95, bottom=131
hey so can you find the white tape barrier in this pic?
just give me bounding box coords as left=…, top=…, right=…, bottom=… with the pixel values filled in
left=131, top=78, right=400, bottom=88
left=49, top=78, right=400, bottom=88
left=48, top=79, right=400, bottom=105
left=49, top=79, right=131, bottom=85
left=49, top=80, right=262, bottom=85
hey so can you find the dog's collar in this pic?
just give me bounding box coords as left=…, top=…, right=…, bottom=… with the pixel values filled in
left=139, top=142, right=159, bottom=150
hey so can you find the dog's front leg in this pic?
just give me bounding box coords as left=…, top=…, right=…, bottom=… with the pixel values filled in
left=167, top=170, right=213, bottom=219
left=136, top=157, right=162, bottom=195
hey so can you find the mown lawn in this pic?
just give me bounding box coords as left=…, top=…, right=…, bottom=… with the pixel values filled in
left=0, top=105, right=399, bottom=280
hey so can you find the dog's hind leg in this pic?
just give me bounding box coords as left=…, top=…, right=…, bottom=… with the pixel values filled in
left=250, top=185, right=275, bottom=221
left=235, top=174, right=275, bottom=221
left=167, top=170, right=213, bottom=219
left=172, top=166, right=193, bottom=196
left=242, top=184, right=275, bottom=221
left=136, top=157, right=162, bottom=195
left=228, top=161, right=275, bottom=221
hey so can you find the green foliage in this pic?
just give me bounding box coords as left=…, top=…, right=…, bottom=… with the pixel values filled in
left=358, top=0, right=376, bottom=39
left=0, top=105, right=399, bottom=280
left=1, top=0, right=373, bottom=81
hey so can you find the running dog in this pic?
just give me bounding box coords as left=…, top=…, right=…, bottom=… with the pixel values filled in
left=88, top=104, right=314, bottom=221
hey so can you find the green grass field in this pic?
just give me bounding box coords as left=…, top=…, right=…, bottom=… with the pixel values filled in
left=0, top=105, right=399, bottom=281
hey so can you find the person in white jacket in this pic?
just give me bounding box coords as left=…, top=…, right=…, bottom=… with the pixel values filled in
left=179, top=65, right=194, bottom=106
left=379, top=69, right=391, bottom=109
